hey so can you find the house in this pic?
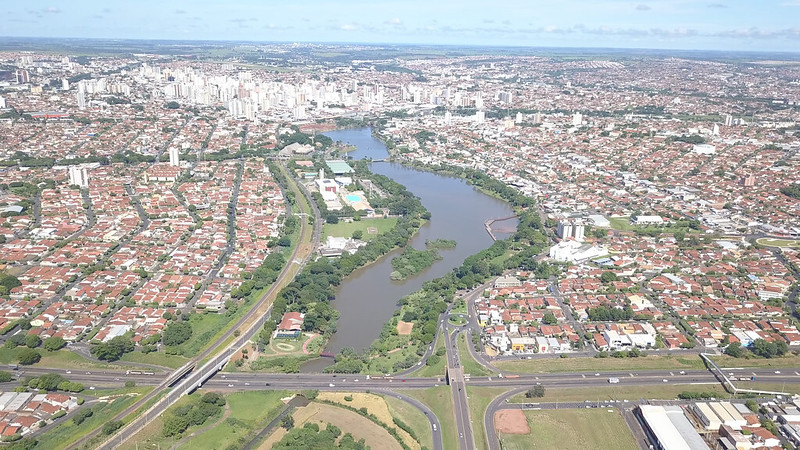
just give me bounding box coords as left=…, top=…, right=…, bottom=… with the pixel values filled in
left=274, top=312, right=305, bottom=338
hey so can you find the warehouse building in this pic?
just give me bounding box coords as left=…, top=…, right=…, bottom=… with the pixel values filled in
left=638, top=405, right=710, bottom=450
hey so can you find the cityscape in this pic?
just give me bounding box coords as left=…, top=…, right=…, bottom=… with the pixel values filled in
left=0, top=2, right=800, bottom=450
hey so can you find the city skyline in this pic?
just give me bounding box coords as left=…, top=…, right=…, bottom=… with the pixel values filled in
left=1, top=0, right=800, bottom=52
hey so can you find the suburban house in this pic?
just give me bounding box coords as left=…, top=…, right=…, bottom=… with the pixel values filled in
left=274, top=312, right=305, bottom=338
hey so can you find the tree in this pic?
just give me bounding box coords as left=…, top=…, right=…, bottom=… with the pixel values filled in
left=31, top=373, right=64, bottom=391
left=42, top=336, right=66, bottom=351
left=17, top=348, right=40, bottom=365
left=600, top=271, right=619, bottom=283
left=102, top=420, right=124, bottom=435
left=25, top=334, right=41, bottom=349
left=326, top=214, right=339, bottom=224
left=165, top=101, right=180, bottom=110
left=525, top=385, right=545, bottom=398
left=280, top=414, right=295, bottom=430
left=162, top=415, right=189, bottom=437
left=0, top=371, right=12, bottom=382
left=724, top=342, right=743, bottom=358
left=352, top=230, right=364, bottom=240
left=542, top=311, right=557, bottom=325
left=90, top=336, right=134, bottom=361
left=162, top=322, right=192, bottom=346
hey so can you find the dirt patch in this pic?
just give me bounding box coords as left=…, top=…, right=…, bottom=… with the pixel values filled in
left=284, top=402, right=403, bottom=450
left=396, top=321, right=414, bottom=335
left=367, top=227, right=378, bottom=234
left=318, top=393, right=419, bottom=450
left=495, top=409, right=530, bottom=435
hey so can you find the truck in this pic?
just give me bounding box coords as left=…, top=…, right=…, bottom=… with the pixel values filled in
left=608, top=377, right=620, bottom=384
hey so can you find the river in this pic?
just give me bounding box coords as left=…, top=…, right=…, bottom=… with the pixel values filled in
left=301, top=128, right=516, bottom=371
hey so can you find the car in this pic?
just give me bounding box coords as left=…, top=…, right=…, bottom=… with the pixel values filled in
left=245, top=382, right=250, bottom=386
left=66, top=370, right=72, bottom=374
left=329, top=383, right=335, bottom=387
left=662, top=379, right=668, bottom=382
left=594, top=373, right=600, bottom=376
left=228, top=384, right=234, bottom=387
left=775, top=371, right=781, bottom=374
left=265, top=383, right=271, bottom=386
left=679, top=371, right=686, bottom=375
left=89, top=386, right=95, bottom=390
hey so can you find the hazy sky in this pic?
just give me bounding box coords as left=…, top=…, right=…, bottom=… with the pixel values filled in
left=2, top=0, right=799, bottom=52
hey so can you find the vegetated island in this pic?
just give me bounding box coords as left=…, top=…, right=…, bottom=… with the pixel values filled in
left=425, top=238, right=457, bottom=249
left=390, top=246, right=443, bottom=280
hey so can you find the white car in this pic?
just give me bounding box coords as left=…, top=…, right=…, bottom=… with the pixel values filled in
left=329, top=383, right=335, bottom=387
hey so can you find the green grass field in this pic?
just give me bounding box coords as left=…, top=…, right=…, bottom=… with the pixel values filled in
left=403, top=386, right=458, bottom=450
left=383, top=394, right=434, bottom=450
left=458, top=333, right=493, bottom=377
left=494, top=354, right=706, bottom=374
left=322, top=217, right=398, bottom=241
left=180, top=390, right=289, bottom=449
left=509, top=383, right=726, bottom=403
left=36, top=394, right=144, bottom=449
left=120, top=351, right=188, bottom=369
left=467, top=386, right=511, bottom=450
left=756, top=238, right=800, bottom=248
left=498, top=409, right=637, bottom=450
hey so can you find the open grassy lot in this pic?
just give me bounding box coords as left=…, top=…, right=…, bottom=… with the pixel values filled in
left=323, top=217, right=398, bottom=240
left=403, top=386, right=458, bottom=450
left=710, top=353, right=800, bottom=370
left=319, top=392, right=418, bottom=450
left=498, top=409, right=638, bottom=450
left=38, top=394, right=145, bottom=449
left=467, top=386, right=512, bottom=450
left=384, top=394, right=434, bottom=450
left=509, top=384, right=726, bottom=403
left=288, top=402, right=404, bottom=450
left=458, top=333, right=493, bottom=377
left=120, top=351, right=187, bottom=369
left=494, top=354, right=706, bottom=374
left=179, top=390, right=289, bottom=450
left=756, top=238, right=800, bottom=248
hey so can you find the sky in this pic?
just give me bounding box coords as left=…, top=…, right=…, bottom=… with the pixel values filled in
left=2, top=0, right=799, bottom=52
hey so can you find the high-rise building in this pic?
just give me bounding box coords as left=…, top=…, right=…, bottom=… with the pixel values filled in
left=572, top=112, right=583, bottom=126
left=557, top=219, right=586, bottom=242
left=168, top=148, right=180, bottom=167
left=532, top=112, right=542, bottom=124
left=724, top=114, right=733, bottom=126
left=68, top=166, right=89, bottom=188
left=515, top=112, right=523, bottom=123
left=444, top=111, right=452, bottom=125
left=15, top=70, right=30, bottom=84
left=475, top=110, right=485, bottom=124
left=76, top=90, right=86, bottom=110
left=62, top=79, right=70, bottom=91
left=0, top=96, right=6, bottom=109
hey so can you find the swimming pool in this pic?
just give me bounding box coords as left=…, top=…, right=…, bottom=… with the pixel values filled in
left=346, top=194, right=362, bottom=202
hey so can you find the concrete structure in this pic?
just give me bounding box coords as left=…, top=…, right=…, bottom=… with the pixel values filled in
left=68, top=166, right=89, bottom=187
left=638, top=405, right=710, bottom=450
left=631, top=215, right=664, bottom=225
left=325, top=160, right=354, bottom=175
left=168, top=147, right=180, bottom=167
left=557, top=218, right=585, bottom=241
left=549, top=240, right=606, bottom=262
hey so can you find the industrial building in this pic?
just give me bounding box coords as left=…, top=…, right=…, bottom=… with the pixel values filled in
left=637, top=405, right=710, bottom=450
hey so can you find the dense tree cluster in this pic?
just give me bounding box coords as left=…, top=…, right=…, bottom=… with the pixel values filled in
left=780, top=184, right=800, bottom=200
left=272, top=423, right=368, bottom=450
left=162, top=322, right=192, bottom=346
left=587, top=304, right=634, bottom=322
left=390, top=247, right=441, bottom=280
left=90, top=335, right=134, bottom=361
left=162, top=392, right=226, bottom=437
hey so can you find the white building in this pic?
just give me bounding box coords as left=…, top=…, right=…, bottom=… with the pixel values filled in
left=549, top=240, right=606, bottom=262
left=168, top=147, right=180, bottom=167
left=572, top=112, right=582, bottom=126
left=68, top=166, right=89, bottom=187
left=631, top=215, right=664, bottom=225
left=692, top=143, right=716, bottom=154
left=557, top=219, right=586, bottom=241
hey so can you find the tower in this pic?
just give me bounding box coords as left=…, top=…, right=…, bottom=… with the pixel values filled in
left=168, top=148, right=180, bottom=167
